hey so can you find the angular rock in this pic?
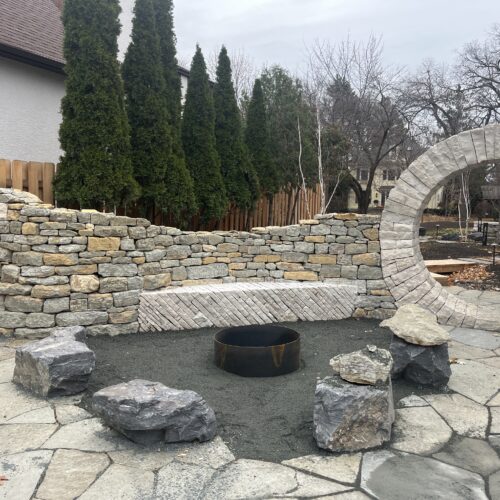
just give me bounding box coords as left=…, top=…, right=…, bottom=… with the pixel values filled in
left=92, top=379, right=217, bottom=445
left=51, top=325, right=88, bottom=343
left=381, top=304, right=450, bottom=346
left=330, top=345, right=393, bottom=385
left=313, top=375, right=394, bottom=452
left=390, top=336, right=451, bottom=387
left=13, top=337, right=95, bottom=397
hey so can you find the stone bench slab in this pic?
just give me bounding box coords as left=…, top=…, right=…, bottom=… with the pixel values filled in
left=139, top=281, right=357, bottom=332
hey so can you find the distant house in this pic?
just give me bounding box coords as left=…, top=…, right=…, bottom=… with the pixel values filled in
left=0, top=0, right=190, bottom=164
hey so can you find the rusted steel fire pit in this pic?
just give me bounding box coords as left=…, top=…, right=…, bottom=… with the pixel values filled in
left=214, top=325, right=300, bottom=377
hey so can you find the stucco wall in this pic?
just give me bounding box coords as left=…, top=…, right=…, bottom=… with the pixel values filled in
left=0, top=57, right=64, bottom=164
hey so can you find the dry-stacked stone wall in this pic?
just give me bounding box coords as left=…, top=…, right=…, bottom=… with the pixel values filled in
left=0, top=189, right=394, bottom=339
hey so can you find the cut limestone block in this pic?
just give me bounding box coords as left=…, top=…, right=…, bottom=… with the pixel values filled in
left=313, top=375, right=394, bottom=452
left=92, top=379, right=217, bottom=445
left=13, top=337, right=95, bottom=397
left=390, top=336, right=451, bottom=387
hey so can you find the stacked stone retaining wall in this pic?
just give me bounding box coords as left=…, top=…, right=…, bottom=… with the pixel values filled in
left=0, top=189, right=394, bottom=338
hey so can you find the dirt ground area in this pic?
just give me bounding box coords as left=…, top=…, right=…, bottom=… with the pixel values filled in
left=85, top=319, right=442, bottom=463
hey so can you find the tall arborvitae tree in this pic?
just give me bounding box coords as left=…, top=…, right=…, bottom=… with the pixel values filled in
left=245, top=79, right=278, bottom=221
left=182, top=46, right=228, bottom=225
left=55, top=0, right=138, bottom=209
left=214, top=46, right=259, bottom=210
left=122, top=0, right=171, bottom=221
left=152, top=0, right=196, bottom=224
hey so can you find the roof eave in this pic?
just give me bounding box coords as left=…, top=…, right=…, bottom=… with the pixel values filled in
left=0, top=43, right=64, bottom=74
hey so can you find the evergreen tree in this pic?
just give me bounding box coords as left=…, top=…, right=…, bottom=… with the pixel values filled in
left=122, top=0, right=171, bottom=220
left=245, top=79, right=278, bottom=202
left=214, top=46, right=259, bottom=209
left=152, top=0, right=196, bottom=224
left=55, top=0, right=138, bottom=209
left=182, top=46, right=228, bottom=225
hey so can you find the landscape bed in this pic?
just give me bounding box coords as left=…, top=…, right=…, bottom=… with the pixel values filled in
left=84, top=318, right=440, bottom=462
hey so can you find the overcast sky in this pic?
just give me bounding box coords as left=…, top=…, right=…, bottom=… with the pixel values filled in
left=118, top=0, right=498, bottom=74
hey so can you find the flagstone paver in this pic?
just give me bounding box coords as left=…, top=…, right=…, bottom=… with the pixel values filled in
left=0, top=450, right=53, bottom=500
left=432, top=437, right=500, bottom=476
left=391, top=407, right=452, bottom=455
left=361, top=450, right=488, bottom=500
left=0, top=318, right=499, bottom=499
left=36, top=449, right=110, bottom=500
left=282, top=453, right=362, bottom=484
left=423, top=393, right=489, bottom=438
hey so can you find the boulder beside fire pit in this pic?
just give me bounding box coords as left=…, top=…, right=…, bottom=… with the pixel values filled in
left=314, top=346, right=394, bottom=452
left=13, top=327, right=95, bottom=397
left=381, top=304, right=451, bottom=387
left=92, top=379, right=217, bottom=445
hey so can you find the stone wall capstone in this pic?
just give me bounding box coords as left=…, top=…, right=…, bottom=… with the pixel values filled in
left=0, top=188, right=393, bottom=338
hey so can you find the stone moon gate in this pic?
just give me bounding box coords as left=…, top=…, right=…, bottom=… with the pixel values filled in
left=380, top=123, right=500, bottom=331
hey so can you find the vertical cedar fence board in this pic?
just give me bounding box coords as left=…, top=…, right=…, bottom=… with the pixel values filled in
left=0, top=159, right=56, bottom=205
left=0, top=159, right=322, bottom=232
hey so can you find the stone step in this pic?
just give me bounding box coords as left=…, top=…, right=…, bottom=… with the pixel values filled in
left=138, top=281, right=357, bottom=332
left=430, top=272, right=450, bottom=286
left=425, top=260, right=476, bottom=274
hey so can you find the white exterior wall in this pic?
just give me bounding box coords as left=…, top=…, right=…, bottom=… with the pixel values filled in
left=0, top=57, right=64, bottom=164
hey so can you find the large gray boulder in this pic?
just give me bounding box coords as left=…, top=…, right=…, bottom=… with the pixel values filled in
left=330, top=345, right=393, bottom=385
left=313, top=375, right=394, bottom=452
left=390, top=336, right=451, bottom=387
left=381, top=304, right=450, bottom=346
left=51, top=326, right=88, bottom=344
left=13, top=337, right=95, bottom=397
left=92, top=379, right=217, bottom=445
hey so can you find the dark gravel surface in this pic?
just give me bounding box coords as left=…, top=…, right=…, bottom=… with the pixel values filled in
left=85, top=319, right=442, bottom=462
left=420, top=241, right=492, bottom=260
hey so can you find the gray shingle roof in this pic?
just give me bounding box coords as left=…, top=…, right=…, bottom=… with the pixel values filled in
left=0, top=0, right=64, bottom=66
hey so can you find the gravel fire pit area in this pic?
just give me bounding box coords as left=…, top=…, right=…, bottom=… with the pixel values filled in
left=85, top=319, right=427, bottom=462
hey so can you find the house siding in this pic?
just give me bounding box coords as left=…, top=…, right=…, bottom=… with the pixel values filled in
left=0, top=56, right=64, bottom=163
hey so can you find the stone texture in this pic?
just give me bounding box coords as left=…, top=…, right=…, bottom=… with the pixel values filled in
left=44, top=418, right=132, bottom=452
left=423, top=393, right=488, bottom=438
left=155, top=462, right=216, bottom=500
left=433, top=437, right=500, bottom=476
left=381, top=304, right=450, bottom=346
left=78, top=464, right=155, bottom=500
left=391, top=407, right=452, bottom=454
left=329, top=345, right=393, bottom=385
left=0, top=423, right=58, bottom=455
left=448, top=359, right=500, bottom=404
left=7, top=406, right=56, bottom=424
left=202, top=459, right=350, bottom=499
left=361, top=450, right=488, bottom=500
left=282, top=453, right=361, bottom=484
left=70, top=274, right=100, bottom=293
left=92, top=379, right=217, bottom=444
left=0, top=450, right=53, bottom=500
left=390, top=336, right=451, bottom=387
left=13, top=337, right=95, bottom=397
left=54, top=404, right=92, bottom=425
left=313, top=375, right=394, bottom=452
left=0, top=382, right=50, bottom=421
left=36, top=449, right=110, bottom=500
left=51, top=325, right=87, bottom=343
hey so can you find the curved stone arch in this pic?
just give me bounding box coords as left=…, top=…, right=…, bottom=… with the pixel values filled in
left=380, top=124, right=500, bottom=331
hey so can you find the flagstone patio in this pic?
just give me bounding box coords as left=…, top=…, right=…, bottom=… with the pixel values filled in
left=0, top=304, right=499, bottom=499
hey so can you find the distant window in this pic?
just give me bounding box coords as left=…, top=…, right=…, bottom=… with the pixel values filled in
left=357, top=169, right=369, bottom=182
left=383, top=169, right=397, bottom=181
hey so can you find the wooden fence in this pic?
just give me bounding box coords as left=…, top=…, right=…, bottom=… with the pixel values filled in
left=0, top=159, right=55, bottom=204
left=0, top=159, right=322, bottom=230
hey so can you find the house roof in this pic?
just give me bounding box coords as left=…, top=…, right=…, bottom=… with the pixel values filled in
left=0, top=0, right=65, bottom=72
left=0, top=0, right=191, bottom=78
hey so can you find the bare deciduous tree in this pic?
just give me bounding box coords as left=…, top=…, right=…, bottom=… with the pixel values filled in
left=307, top=35, right=410, bottom=213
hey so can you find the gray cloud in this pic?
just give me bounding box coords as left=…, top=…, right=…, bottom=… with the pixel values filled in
left=118, top=0, right=499, bottom=73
